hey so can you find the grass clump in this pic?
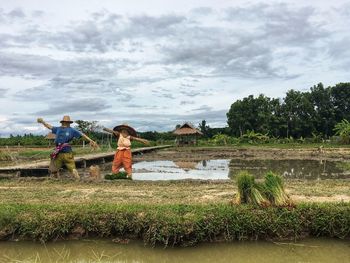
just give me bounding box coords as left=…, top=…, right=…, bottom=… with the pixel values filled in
left=104, top=172, right=131, bottom=180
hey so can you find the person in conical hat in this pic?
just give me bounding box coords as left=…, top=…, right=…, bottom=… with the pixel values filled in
left=37, top=115, right=98, bottom=180
left=103, top=123, right=149, bottom=179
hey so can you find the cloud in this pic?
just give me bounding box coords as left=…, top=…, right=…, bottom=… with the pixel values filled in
left=0, top=2, right=349, bottom=135
left=0, top=88, right=8, bottom=97
left=35, top=98, right=110, bottom=115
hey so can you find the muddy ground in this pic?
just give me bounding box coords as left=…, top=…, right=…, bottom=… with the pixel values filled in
left=133, top=146, right=350, bottom=162
left=0, top=147, right=349, bottom=205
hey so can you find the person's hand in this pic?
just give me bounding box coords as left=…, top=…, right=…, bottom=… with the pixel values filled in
left=90, top=141, right=99, bottom=150
left=141, top=139, right=150, bottom=145
left=37, top=118, right=44, bottom=124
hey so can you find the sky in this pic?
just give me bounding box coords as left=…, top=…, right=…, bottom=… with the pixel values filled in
left=0, top=0, right=349, bottom=136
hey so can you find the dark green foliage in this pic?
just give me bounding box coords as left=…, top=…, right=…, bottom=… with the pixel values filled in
left=0, top=203, right=349, bottom=246
left=333, top=119, right=350, bottom=144
left=227, top=82, right=350, bottom=139
left=104, top=172, right=130, bottom=180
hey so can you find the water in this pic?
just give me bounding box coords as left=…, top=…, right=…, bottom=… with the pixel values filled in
left=97, top=158, right=350, bottom=180
left=0, top=238, right=349, bottom=263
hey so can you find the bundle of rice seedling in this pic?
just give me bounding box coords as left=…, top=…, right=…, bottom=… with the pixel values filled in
left=235, top=171, right=269, bottom=206
left=263, top=171, right=289, bottom=206
left=104, top=172, right=131, bottom=180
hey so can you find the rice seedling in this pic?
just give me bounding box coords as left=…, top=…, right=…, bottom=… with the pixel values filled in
left=263, top=171, right=290, bottom=206
left=235, top=171, right=269, bottom=206
left=104, top=172, right=131, bottom=180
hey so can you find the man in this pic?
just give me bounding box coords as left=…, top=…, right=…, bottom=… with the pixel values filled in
left=37, top=115, right=98, bottom=180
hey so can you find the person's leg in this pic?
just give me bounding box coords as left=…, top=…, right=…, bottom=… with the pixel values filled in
left=63, top=152, right=79, bottom=180
left=50, top=155, right=63, bottom=178
left=122, top=150, right=133, bottom=178
left=112, top=151, right=123, bottom=174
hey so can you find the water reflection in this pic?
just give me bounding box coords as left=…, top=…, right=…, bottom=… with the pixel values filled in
left=0, top=239, right=349, bottom=263
left=92, top=159, right=350, bottom=181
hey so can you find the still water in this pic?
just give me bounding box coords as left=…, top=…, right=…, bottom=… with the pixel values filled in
left=0, top=238, right=349, bottom=263
left=102, top=158, right=350, bottom=180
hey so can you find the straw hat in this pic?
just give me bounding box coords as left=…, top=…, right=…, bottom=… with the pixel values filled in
left=60, top=115, right=74, bottom=124
left=113, top=123, right=137, bottom=137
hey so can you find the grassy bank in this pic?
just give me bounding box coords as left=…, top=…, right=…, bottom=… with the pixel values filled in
left=0, top=203, right=349, bottom=246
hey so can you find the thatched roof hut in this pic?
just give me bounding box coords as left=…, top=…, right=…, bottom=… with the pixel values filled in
left=173, top=123, right=203, bottom=146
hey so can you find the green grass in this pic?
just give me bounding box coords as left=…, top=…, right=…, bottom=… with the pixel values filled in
left=0, top=203, right=349, bottom=246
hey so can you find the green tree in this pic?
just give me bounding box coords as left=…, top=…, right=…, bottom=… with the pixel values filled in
left=227, top=94, right=277, bottom=136
left=75, top=120, right=100, bottom=135
left=198, top=120, right=211, bottom=138
left=333, top=119, right=350, bottom=144
left=309, top=83, right=335, bottom=137
left=331, top=83, right=350, bottom=123
left=281, top=90, right=315, bottom=138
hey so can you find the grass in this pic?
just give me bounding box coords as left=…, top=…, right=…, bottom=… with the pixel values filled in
left=0, top=179, right=348, bottom=205
left=0, top=203, right=349, bottom=246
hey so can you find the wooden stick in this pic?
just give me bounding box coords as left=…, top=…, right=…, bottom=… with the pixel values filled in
left=103, top=127, right=119, bottom=136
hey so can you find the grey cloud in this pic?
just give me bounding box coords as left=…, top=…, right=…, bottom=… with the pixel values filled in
left=35, top=98, right=110, bottom=116
left=180, top=100, right=195, bottom=105
left=0, top=88, right=8, bottom=97
left=8, top=8, right=25, bottom=19
left=191, top=105, right=212, bottom=112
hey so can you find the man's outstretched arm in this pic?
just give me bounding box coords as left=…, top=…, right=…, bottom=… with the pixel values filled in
left=37, top=118, right=53, bottom=130
left=81, top=133, right=99, bottom=149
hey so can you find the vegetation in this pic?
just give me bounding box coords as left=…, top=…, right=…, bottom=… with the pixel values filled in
left=263, top=172, right=290, bottom=206
left=105, top=172, right=131, bottom=180
left=235, top=171, right=268, bottom=206
left=235, top=171, right=290, bottom=207
left=0, top=203, right=349, bottom=245
left=333, top=119, right=350, bottom=144
left=227, top=82, right=350, bottom=139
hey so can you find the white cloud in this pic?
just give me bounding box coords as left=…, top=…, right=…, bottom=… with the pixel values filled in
left=0, top=1, right=349, bottom=135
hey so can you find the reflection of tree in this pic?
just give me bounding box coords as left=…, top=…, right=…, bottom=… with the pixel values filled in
left=228, top=159, right=348, bottom=180
left=202, top=160, right=207, bottom=167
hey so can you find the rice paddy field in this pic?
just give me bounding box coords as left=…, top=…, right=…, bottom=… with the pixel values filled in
left=0, top=146, right=349, bottom=262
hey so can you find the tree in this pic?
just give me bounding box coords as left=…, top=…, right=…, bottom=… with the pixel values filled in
left=227, top=94, right=277, bottom=136
left=198, top=120, right=211, bottom=138
left=309, top=83, right=335, bottom=137
left=281, top=90, right=315, bottom=138
left=331, top=83, right=350, bottom=124
left=75, top=120, right=101, bottom=137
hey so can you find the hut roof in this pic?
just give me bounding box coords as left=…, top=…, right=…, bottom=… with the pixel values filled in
left=45, top=133, right=56, bottom=140
left=173, top=122, right=203, bottom=136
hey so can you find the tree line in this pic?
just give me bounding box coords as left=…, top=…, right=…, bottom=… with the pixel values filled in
left=226, top=82, right=350, bottom=138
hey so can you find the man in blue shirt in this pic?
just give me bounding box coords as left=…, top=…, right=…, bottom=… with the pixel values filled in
left=37, top=115, right=98, bottom=180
